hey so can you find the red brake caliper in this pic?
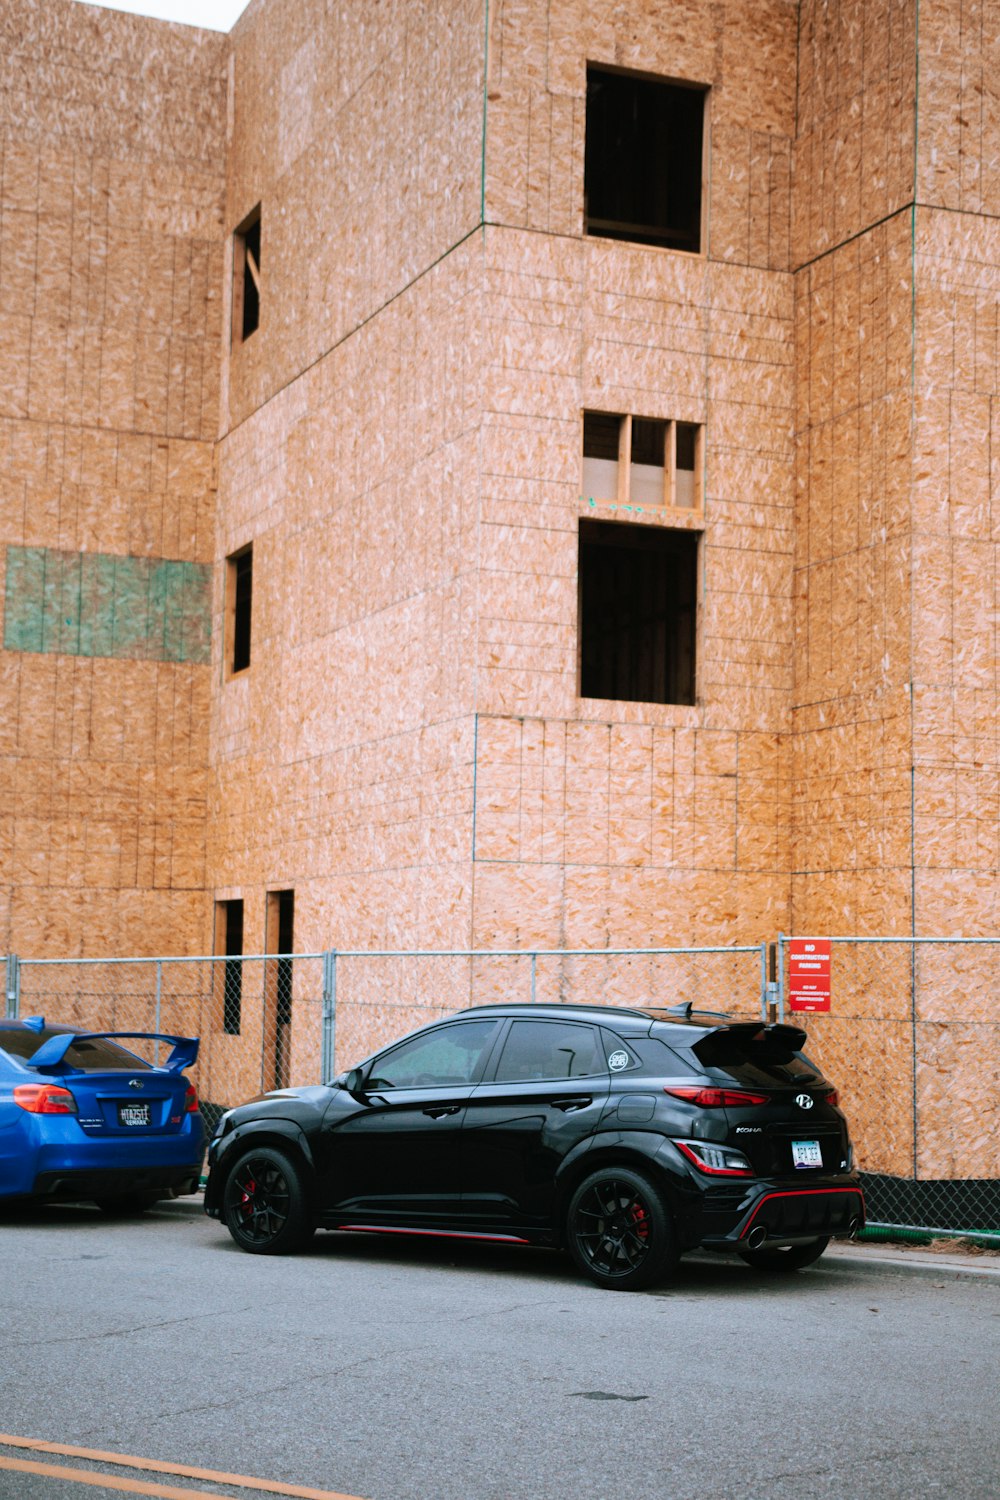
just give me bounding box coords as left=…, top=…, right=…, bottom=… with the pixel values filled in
left=240, top=1178, right=256, bottom=1219
left=630, top=1203, right=649, bottom=1240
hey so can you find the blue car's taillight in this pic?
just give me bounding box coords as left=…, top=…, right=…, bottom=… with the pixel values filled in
left=13, top=1084, right=78, bottom=1114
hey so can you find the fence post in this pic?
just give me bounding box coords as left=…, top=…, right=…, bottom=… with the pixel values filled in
left=777, top=932, right=785, bottom=1021
left=154, top=959, right=163, bottom=1066
left=321, top=950, right=337, bottom=1083
left=765, top=942, right=779, bottom=1023
left=530, top=952, right=537, bottom=1004
left=5, top=954, right=19, bottom=1018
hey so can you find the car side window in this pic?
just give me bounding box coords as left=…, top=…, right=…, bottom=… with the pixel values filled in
left=492, top=1020, right=604, bottom=1082
left=366, top=1020, right=499, bottom=1089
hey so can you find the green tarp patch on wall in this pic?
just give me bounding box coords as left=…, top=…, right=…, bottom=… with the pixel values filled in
left=3, top=547, right=212, bottom=664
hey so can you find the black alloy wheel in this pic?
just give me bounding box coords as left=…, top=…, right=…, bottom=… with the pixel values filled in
left=737, top=1235, right=830, bottom=1272
left=222, top=1146, right=313, bottom=1255
left=566, top=1166, right=676, bottom=1291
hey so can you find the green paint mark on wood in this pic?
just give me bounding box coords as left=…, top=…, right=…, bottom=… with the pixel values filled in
left=4, top=547, right=212, bottom=664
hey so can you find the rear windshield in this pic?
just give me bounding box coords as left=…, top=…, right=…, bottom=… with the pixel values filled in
left=688, top=1033, right=820, bottom=1087
left=0, top=1030, right=152, bottom=1071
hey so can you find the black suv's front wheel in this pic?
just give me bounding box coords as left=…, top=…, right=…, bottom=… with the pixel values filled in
left=566, top=1166, right=677, bottom=1291
left=222, top=1145, right=314, bottom=1255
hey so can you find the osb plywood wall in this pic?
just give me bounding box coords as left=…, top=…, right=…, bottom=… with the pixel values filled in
left=223, top=0, right=486, bottom=428
left=0, top=0, right=226, bottom=955
left=471, top=0, right=797, bottom=952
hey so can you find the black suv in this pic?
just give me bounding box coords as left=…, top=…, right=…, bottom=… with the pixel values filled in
left=204, top=1003, right=864, bottom=1290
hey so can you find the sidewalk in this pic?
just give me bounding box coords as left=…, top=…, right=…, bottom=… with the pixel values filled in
left=826, top=1239, right=1000, bottom=1280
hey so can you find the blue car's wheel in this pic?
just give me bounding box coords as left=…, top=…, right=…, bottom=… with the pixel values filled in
left=222, top=1146, right=313, bottom=1255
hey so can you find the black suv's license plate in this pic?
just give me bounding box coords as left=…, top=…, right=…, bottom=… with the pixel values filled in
left=118, top=1102, right=151, bottom=1127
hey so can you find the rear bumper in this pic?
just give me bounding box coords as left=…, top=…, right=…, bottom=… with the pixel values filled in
left=698, top=1180, right=865, bottom=1250
left=30, top=1165, right=202, bottom=1202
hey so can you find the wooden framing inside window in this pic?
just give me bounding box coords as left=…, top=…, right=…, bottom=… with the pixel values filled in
left=583, top=411, right=703, bottom=511
left=232, top=204, right=261, bottom=344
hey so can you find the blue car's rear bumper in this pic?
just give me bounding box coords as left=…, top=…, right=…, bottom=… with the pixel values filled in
left=0, top=1112, right=205, bottom=1202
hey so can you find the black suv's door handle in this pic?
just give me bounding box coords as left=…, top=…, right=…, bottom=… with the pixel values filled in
left=551, top=1097, right=592, bottom=1112
left=423, top=1105, right=462, bottom=1119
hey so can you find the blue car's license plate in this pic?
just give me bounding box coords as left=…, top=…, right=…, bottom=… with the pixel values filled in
left=118, top=1103, right=151, bottom=1127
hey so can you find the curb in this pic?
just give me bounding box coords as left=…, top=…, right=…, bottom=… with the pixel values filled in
left=824, top=1241, right=1000, bottom=1280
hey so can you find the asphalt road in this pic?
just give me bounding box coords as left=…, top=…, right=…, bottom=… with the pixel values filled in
left=1, top=1200, right=998, bottom=1500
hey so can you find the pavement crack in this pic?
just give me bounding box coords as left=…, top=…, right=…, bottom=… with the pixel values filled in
left=8, top=1308, right=246, bottom=1347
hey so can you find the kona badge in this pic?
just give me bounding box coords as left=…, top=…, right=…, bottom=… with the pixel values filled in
left=795, top=1093, right=814, bottom=1109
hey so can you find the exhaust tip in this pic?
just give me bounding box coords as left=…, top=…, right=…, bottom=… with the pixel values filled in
left=746, top=1225, right=768, bottom=1250
left=848, top=1216, right=861, bottom=1237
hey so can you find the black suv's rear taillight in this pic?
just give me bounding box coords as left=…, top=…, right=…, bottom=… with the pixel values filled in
left=664, top=1087, right=769, bottom=1107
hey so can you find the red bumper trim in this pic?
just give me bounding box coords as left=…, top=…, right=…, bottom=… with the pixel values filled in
left=336, top=1224, right=531, bottom=1245
left=739, top=1187, right=865, bottom=1240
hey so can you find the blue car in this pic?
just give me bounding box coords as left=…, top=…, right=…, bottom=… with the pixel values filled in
left=0, top=1018, right=205, bottom=1212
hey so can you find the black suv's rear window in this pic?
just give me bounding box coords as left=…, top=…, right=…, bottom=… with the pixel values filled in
left=690, top=1030, right=819, bottom=1087
left=0, top=1030, right=152, bottom=1071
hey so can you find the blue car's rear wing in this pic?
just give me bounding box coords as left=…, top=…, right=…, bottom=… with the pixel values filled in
left=27, top=1032, right=199, bottom=1074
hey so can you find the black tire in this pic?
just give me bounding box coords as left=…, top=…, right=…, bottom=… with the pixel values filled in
left=565, top=1166, right=677, bottom=1291
left=95, top=1192, right=160, bottom=1215
left=222, top=1146, right=314, bottom=1255
left=738, top=1235, right=830, bottom=1273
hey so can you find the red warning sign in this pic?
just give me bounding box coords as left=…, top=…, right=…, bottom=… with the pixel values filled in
left=788, top=938, right=831, bottom=1013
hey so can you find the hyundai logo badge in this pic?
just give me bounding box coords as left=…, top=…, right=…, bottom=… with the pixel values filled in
left=795, top=1093, right=813, bottom=1109
left=128, top=1079, right=144, bottom=1090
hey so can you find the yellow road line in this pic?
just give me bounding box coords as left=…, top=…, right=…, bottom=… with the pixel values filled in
left=0, top=1454, right=226, bottom=1498
left=0, top=1435, right=366, bottom=1500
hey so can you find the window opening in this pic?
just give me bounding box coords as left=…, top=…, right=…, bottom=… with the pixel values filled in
left=266, top=889, right=294, bottom=1090
left=232, top=205, right=261, bottom=343
left=217, top=899, right=244, bottom=1036
left=585, top=66, right=706, bottom=253
left=583, top=412, right=702, bottom=510
left=675, top=423, right=698, bottom=509
left=228, top=545, right=253, bottom=675
left=630, top=418, right=667, bottom=507
left=579, top=519, right=697, bottom=704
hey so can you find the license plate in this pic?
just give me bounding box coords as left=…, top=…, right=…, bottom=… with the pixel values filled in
left=792, top=1139, right=823, bottom=1169
left=118, top=1103, right=151, bottom=1128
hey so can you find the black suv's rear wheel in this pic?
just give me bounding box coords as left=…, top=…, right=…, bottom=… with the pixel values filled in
left=566, top=1166, right=676, bottom=1291
left=738, top=1236, right=829, bottom=1272
left=222, top=1146, right=313, bottom=1255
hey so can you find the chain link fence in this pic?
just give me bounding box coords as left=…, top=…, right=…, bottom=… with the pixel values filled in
left=778, top=937, right=1000, bottom=1239
left=5, top=938, right=998, bottom=1240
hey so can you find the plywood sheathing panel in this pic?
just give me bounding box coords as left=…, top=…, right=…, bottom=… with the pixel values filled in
left=225, top=0, right=486, bottom=429
left=485, top=0, right=796, bottom=271
left=0, top=0, right=225, bottom=957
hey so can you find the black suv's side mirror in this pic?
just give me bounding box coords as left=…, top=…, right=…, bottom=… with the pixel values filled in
left=343, top=1067, right=366, bottom=1098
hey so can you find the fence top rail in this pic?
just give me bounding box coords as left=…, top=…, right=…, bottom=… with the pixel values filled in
left=10, top=945, right=763, bottom=967
left=781, top=935, right=1000, bottom=946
